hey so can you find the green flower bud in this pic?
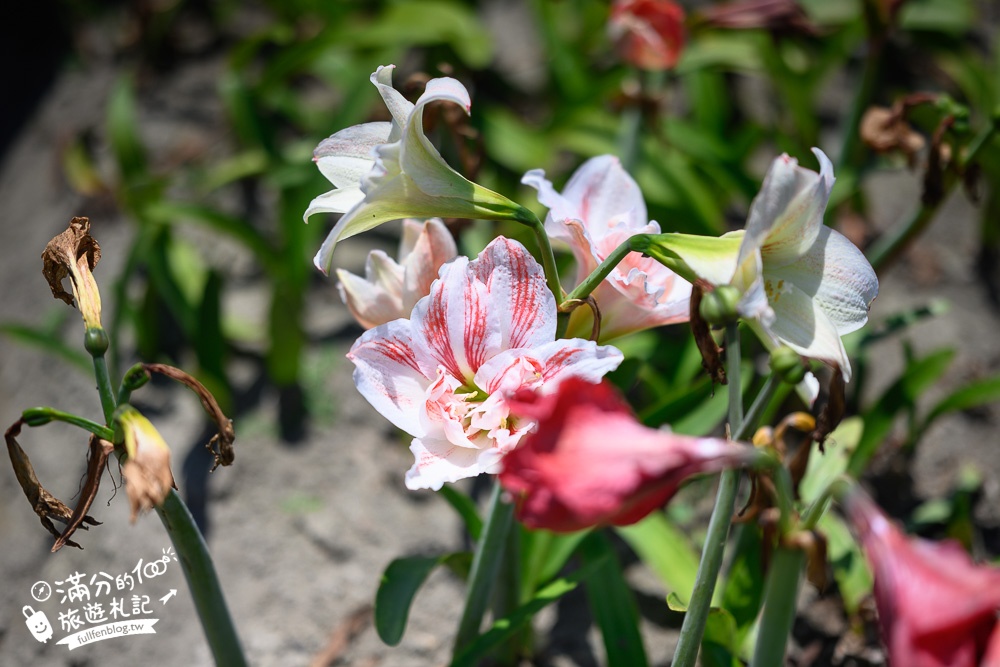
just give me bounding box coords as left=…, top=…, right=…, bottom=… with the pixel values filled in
left=698, top=285, right=741, bottom=326
left=770, top=346, right=807, bottom=384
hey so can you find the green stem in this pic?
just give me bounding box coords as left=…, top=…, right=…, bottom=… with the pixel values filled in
left=672, top=323, right=744, bottom=667
left=735, top=374, right=778, bottom=440
left=20, top=407, right=115, bottom=441
left=93, top=354, right=117, bottom=426
left=839, top=2, right=885, bottom=171
left=454, top=480, right=515, bottom=654
left=517, top=207, right=563, bottom=306
left=800, top=477, right=852, bottom=531
left=156, top=489, right=247, bottom=666
left=562, top=236, right=643, bottom=305
left=750, top=547, right=805, bottom=667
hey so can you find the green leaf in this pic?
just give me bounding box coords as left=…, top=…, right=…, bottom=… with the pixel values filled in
left=579, top=533, right=649, bottom=667
left=798, top=417, right=863, bottom=506
left=721, top=525, right=764, bottom=647
left=615, top=512, right=700, bottom=604
left=850, top=348, right=955, bottom=475
left=437, top=485, right=483, bottom=541
left=923, top=374, right=1000, bottom=428
left=899, top=0, right=975, bottom=34
left=701, top=606, right=741, bottom=667
left=375, top=552, right=470, bottom=646
left=521, top=527, right=590, bottom=600
left=106, top=74, right=148, bottom=184
left=0, top=312, right=91, bottom=373
left=450, top=557, right=606, bottom=667
left=819, top=513, right=872, bottom=614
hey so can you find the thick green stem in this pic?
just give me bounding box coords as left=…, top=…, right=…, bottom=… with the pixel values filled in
left=454, top=480, right=515, bottom=654
left=156, top=489, right=247, bottom=666
left=20, top=407, right=115, bottom=441
left=750, top=547, right=805, bottom=667
left=517, top=207, right=563, bottom=306
left=92, top=354, right=117, bottom=426
left=672, top=324, right=744, bottom=667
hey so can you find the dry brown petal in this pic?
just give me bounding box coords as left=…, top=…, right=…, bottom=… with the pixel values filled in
left=41, top=216, right=101, bottom=307
left=123, top=454, right=175, bottom=522
left=860, top=106, right=926, bottom=158
left=143, top=363, right=235, bottom=470
left=690, top=283, right=727, bottom=385
left=52, top=436, right=113, bottom=553
left=5, top=419, right=100, bottom=549
left=811, top=368, right=845, bottom=451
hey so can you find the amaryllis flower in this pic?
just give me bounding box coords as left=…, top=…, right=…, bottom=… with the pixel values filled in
left=608, top=0, right=686, bottom=71
left=336, top=218, right=457, bottom=329
left=305, top=65, right=528, bottom=274
left=522, top=155, right=691, bottom=341
left=498, top=378, right=755, bottom=532
left=349, top=237, right=623, bottom=491
left=639, top=148, right=878, bottom=381
left=843, top=489, right=1000, bottom=667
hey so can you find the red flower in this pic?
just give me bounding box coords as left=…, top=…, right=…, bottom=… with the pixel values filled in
left=609, top=0, right=686, bottom=71
left=498, top=378, right=750, bottom=533
left=844, top=490, right=1000, bottom=667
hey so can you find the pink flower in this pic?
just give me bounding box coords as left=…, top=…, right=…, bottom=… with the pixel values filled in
left=348, top=237, right=623, bottom=491
left=498, top=378, right=750, bottom=532
left=608, top=0, right=686, bottom=71
left=843, top=490, right=1000, bottom=667
left=522, top=155, right=691, bottom=341
left=336, top=218, right=458, bottom=329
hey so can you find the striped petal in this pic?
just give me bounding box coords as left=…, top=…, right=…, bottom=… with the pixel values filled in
left=348, top=319, right=431, bottom=436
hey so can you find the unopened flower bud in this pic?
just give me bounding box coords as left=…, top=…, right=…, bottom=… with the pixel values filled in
left=21, top=408, right=53, bottom=427
left=698, top=285, right=741, bottom=326
left=121, top=363, right=151, bottom=392
left=770, top=346, right=807, bottom=384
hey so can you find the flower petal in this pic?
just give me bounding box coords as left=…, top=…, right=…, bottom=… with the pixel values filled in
left=474, top=339, right=623, bottom=397
left=335, top=250, right=405, bottom=329
left=468, top=237, right=555, bottom=351
left=401, top=218, right=458, bottom=313
left=405, top=434, right=504, bottom=491
left=764, top=278, right=853, bottom=380
left=742, top=147, right=834, bottom=268
left=313, top=122, right=390, bottom=188
left=348, top=320, right=430, bottom=436
left=371, top=65, right=414, bottom=138
left=768, top=225, right=878, bottom=337
left=410, top=256, right=500, bottom=383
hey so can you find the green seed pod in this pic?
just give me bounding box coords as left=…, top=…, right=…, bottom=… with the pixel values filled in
left=698, top=285, right=741, bottom=326
left=770, top=346, right=807, bottom=384
left=84, top=327, right=109, bottom=356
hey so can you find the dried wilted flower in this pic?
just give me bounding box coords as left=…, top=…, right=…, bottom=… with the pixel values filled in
left=860, top=105, right=925, bottom=162
left=41, top=217, right=103, bottom=330
left=117, top=407, right=176, bottom=521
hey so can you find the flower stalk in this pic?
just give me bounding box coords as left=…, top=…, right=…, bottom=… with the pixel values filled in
left=750, top=547, right=806, bottom=667
left=454, top=481, right=516, bottom=654
left=672, top=323, right=744, bottom=667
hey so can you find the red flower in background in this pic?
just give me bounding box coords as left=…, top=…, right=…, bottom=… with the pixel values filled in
left=609, top=0, right=686, bottom=71
left=498, top=378, right=750, bottom=533
left=843, top=490, right=1000, bottom=667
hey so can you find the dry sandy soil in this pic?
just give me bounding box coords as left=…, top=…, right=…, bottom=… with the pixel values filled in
left=1, top=14, right=998, bottom=667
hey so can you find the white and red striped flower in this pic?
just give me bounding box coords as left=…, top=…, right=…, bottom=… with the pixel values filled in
left=348, top=237, right=623, bottom=490
left=523, top=155, right=691, bottom=341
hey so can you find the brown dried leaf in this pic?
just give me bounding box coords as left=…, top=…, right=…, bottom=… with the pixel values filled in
left=690, top=283, right=727, bottom=385
left=41, top=216, right=101, bottom=307
left=52, top=435, right=113, bottom=553
left=860, top=106, right=925, bottom=159
left=143, top=363, right=235, bottom=471
left=811, top=368, right=845, bottom=451
left=5, top=419, right=99, bottom=549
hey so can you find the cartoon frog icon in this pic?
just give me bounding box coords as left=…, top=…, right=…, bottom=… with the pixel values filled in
left=23, top=606, right=53, bottom=643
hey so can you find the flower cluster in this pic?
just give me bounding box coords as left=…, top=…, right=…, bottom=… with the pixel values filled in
left=306, top=64, right=878, bottom=525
